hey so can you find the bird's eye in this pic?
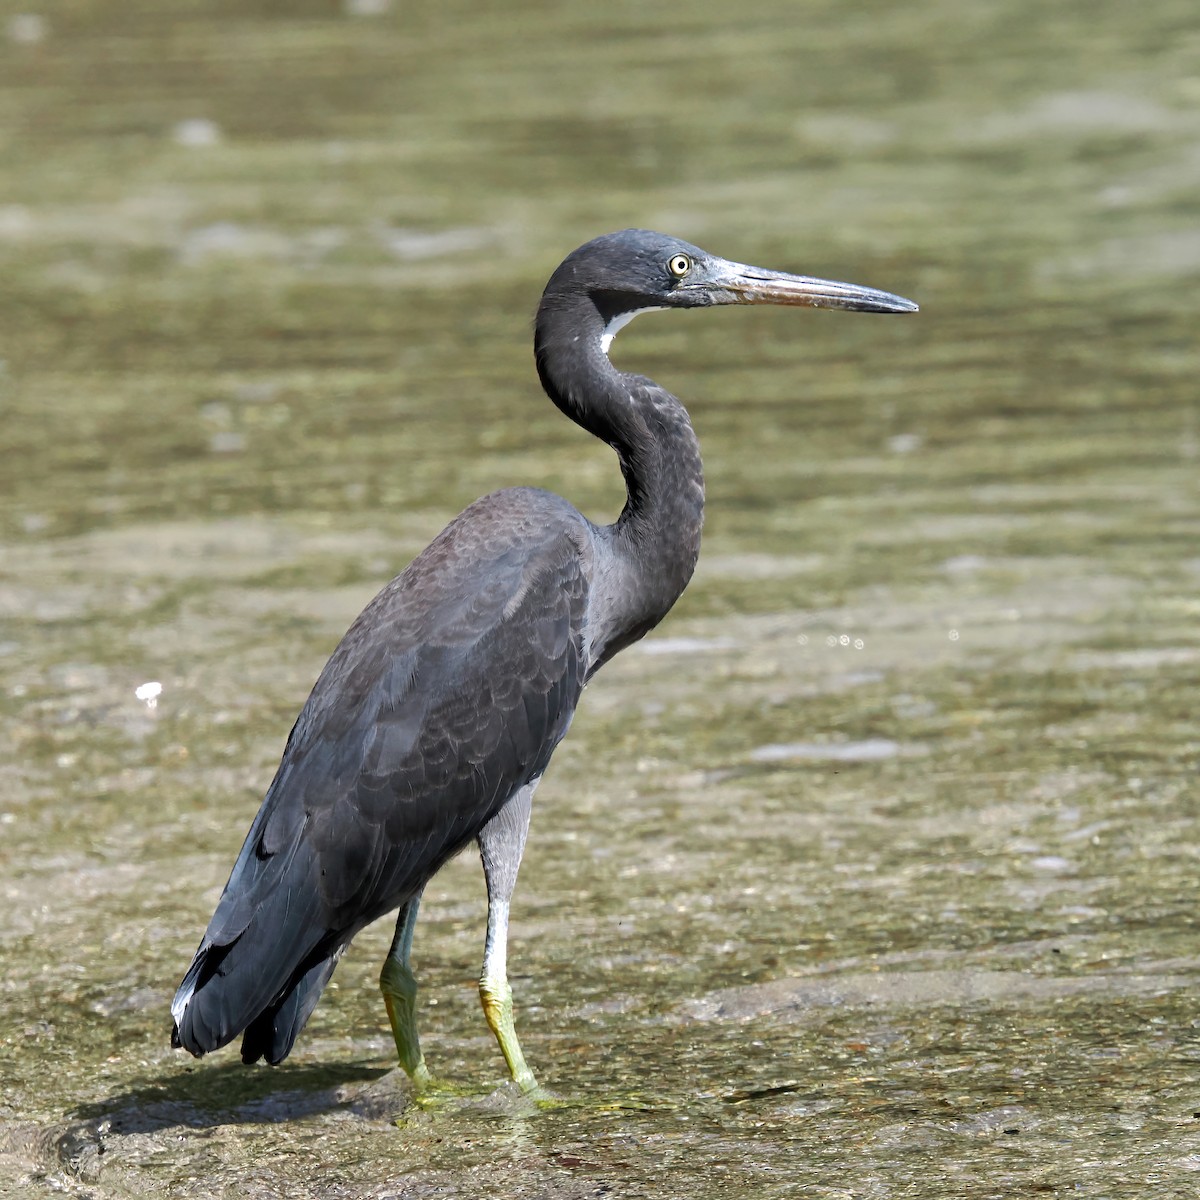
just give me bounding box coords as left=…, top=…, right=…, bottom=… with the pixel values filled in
left=667, top=254, right=691, bottom=279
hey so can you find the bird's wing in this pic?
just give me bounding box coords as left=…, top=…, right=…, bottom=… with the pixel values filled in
left=193, top=492, right=590, bottom=961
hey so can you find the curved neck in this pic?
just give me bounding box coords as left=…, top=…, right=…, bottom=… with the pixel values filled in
left=534, top=292, right=705, bottom=664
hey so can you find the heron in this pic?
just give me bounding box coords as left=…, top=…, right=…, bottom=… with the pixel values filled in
left=171, top=229, right=917, bottom=1095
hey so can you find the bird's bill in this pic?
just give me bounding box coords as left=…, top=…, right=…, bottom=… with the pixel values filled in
left=711, top=262, right=919, bottom=314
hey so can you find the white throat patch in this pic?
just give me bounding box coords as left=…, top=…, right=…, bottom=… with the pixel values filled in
left=601, top=307, right=664, bottom=355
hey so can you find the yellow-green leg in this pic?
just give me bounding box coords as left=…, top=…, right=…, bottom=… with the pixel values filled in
left=379, top=892, right=434, bottom=1091
left=479, top=897, right=537, bottom=1092
left=478, top=782, right=540, bottom=1093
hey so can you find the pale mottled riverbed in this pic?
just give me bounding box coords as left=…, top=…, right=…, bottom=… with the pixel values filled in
left=2, top=2, right=1198, bottom=1197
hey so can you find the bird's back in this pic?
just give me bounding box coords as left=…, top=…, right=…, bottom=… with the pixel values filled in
left=172, top=487, right=592, bottom=1063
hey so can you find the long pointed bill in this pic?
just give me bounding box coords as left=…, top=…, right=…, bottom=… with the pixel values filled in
left=711, top=262, right=918, bottom=314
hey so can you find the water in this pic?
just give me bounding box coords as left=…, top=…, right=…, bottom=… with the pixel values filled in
left=2, top=1, right=1199, bottom=1196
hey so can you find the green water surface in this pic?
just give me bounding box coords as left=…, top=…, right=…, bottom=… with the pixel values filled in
left=1, top=1, right=1198, bottom=1197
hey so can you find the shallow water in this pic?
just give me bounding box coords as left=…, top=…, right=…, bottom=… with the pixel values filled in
left=2, top=1, right=1199, bottom=1196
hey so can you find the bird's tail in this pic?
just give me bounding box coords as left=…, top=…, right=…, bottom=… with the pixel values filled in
left=238, top=951, right=341, bottom=1064
left=170, top=892, right=341, bottom=1065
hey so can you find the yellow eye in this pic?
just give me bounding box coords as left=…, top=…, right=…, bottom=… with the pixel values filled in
left=667, top=254, right=691, bottom=278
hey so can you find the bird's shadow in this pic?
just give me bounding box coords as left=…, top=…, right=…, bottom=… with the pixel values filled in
left=70, top=1059, right=402, bottom=1137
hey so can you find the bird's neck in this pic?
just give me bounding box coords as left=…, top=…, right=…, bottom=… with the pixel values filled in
left=535, top=299, right=705, bottom=668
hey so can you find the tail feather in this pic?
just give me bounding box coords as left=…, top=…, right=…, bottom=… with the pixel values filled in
left=240, top=950, right=342, bottom=1065
left=171, top=876, right=329, bottom=1061
left=170, top=938, right=247, bottom=1055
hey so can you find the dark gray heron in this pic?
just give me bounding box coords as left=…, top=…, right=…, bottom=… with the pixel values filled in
left=171, top=229, right=917, bottom=1094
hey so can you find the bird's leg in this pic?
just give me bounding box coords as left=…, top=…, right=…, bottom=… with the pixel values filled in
left=478, top=783, right=538, bottom=1093
left=379, top=891, right=434, bottom=1092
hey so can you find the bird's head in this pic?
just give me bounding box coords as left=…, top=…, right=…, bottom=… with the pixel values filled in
left=540, top=228, right=917, bottom=354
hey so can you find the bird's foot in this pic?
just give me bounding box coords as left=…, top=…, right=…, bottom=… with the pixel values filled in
left=391, top=1077, right=566, bottom=1122
left=455, top=1077, right=566, bottom=1116
left=399, top=1076, right=487, bottom=1118
left=406, top=1057, right=435, bottom=1094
